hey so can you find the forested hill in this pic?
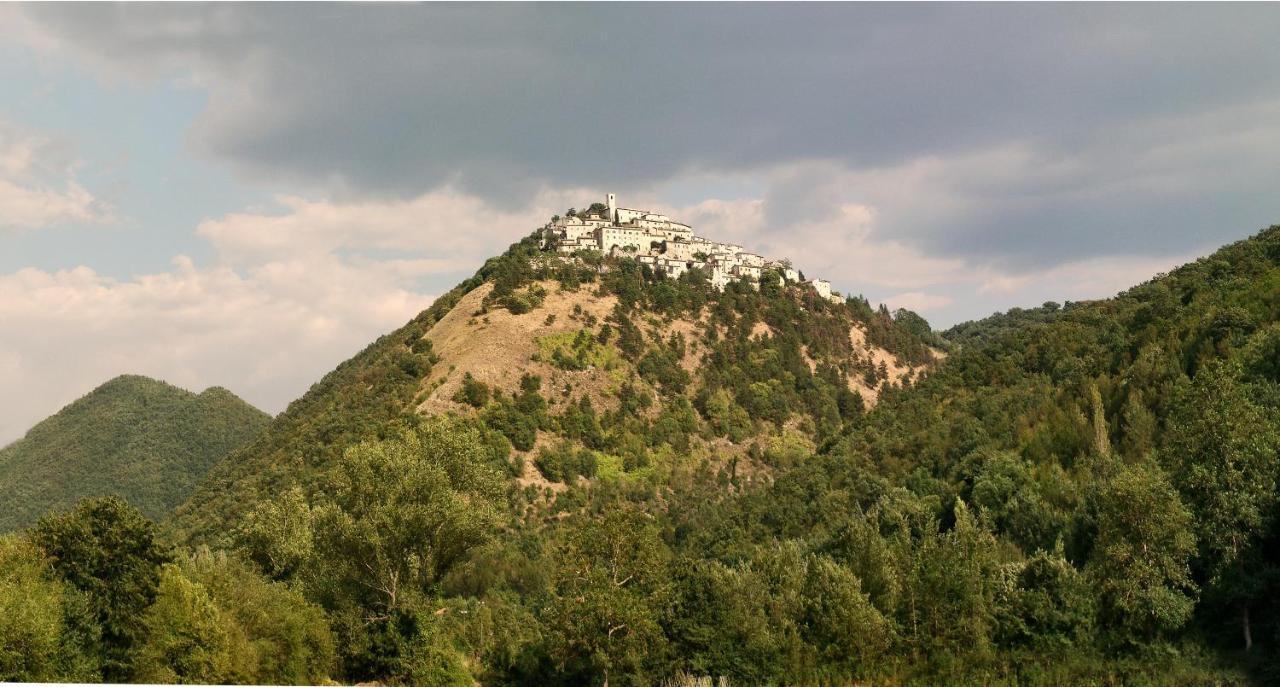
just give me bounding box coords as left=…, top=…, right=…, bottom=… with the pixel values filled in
left=10, top=224, right=1280, bottom=685
left=0, top=375, right=269, bottom=531
left=680, top=223, right=1280, bottom=681
left=170, top=230, right=942, bottom=545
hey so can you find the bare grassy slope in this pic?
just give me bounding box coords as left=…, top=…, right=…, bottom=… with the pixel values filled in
left=420, top=281, right=925, bottom=416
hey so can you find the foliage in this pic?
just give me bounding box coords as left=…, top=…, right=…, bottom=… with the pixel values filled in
left=0, top=375, right=269, bottom=531
left=178, top=550, right=334, bottom=684
left=29, top=497, right=171, bottom=681
left=132, top=563, right=239, bottom=683
left=535, top=442, right=599, bottom=483
left=131, top=223, right=1280, bottom=684
left=452, top=372, right=491, bottom=408
left=307, top=420, right=505, bottom=614
left=0, top=535, right=97, bottom=682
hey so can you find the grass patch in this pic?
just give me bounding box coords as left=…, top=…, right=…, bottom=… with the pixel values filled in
left=536, top=328, right=625, bottom=372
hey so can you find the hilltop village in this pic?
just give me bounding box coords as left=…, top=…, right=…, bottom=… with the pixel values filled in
left=544, top=193, right=842, bottom=302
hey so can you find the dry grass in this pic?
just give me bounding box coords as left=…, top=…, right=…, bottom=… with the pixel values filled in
left=416, top=281, right=625, bottom=417
left=415, top=280, right=931, bottom=418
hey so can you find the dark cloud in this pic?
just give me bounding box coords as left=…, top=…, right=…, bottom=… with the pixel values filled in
left=13, top=3, right=1280, bottom=268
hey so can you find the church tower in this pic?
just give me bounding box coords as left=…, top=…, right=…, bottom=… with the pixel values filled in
left=607, top=193, right=616, bottom=225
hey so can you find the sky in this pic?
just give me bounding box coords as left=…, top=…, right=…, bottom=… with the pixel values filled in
left=2, top=3, right=1279, bottom=443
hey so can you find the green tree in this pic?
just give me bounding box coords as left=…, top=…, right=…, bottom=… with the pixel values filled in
left=309, top=419, right=505, bottom=615
left=895, top=500, right=1000, bottom=660
left=703, top=389, right=753, bottom=442
left=181, top=549, right=335, bottom=684
left=452, top=372, right=491, bottom=408
left=29, top=496, right=170, bottom=680
left=544, top=510, right=671, bottom=686
left=132, top=564, right=238, bottom=684
left=993, top=545, right=1096, bottom=650
left=237, top=486, right=314, bottom=580
left=667, top=559, right=778, bottom=685
left=246, top=420, right=507, bottom=685
left=802, top=555, right=892, bottom=675
left=0, top=535, right=97, bottom=682
left=1163, top=361, right=1279, bottom=649
left=1086, top=463, right=1197, bottom=641
left=1089, top=383, right=1111, bottom=457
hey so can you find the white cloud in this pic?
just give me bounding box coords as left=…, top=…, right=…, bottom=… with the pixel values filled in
left=976, top=252, right=1202, bottom=305
left=883, top=292, right=954, bottom=313
left=0, top=184, right=594, bottom=444
left=0, top=254, right=436, bottom=444
left=0, top=170, right=1226, bottom=444
left=0, top=119, right=113, bottom=231
left=196, top=186, right=587, bottom=266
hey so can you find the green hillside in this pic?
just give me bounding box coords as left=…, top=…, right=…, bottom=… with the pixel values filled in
left=0, top=375, right=270, bottom=531
left=11, top=224, right=1280, bottom=685
left=170, top=232, right=941, bottom=546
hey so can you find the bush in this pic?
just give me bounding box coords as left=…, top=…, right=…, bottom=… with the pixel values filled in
left=452, top=373, right=491, bottom=408
left=535, top=443, right=599, bottom=483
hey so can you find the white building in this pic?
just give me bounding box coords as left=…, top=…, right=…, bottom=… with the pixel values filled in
left=808, top=279, right=833, bottom=300
left=546, top=194, right=842, bottom=297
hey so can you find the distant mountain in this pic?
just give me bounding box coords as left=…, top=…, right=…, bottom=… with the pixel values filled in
left=0, top=375, right=270, bottom=531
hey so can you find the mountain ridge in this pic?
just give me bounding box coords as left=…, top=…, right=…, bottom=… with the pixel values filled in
left=0, top=374, right=270, bottom=531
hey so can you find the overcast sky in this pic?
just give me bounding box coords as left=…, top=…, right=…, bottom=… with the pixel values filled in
left=2, top=3, right=1278, bottom=443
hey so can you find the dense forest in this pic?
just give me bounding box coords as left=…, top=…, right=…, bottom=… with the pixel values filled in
left=3, top=224, right=1279, bottom=685
left=0, top=375, right=270, bottom=531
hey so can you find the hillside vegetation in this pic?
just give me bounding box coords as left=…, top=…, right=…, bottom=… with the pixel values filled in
left=0, top=375, right=269, bottom=531
left=172, top=235, right=938, bottom=545
left=6, top=224, right=1280, bottom=685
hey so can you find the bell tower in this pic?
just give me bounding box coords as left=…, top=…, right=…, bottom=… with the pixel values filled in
left=607, top=193, right=616, bottom=225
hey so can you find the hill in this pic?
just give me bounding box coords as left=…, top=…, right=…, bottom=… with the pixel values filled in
left=171, top=231, right=941, bottom=544
left=162, top=219, right=1280, bottom=685
left=672, top=224, right=1280, bottom=680
left=0, top=375, right=270, bottom=531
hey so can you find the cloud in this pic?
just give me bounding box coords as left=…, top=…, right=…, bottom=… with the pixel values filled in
left=8, top=5, right=1278, bottom=199
left=0, top=119, right=113, bottom=231
left=196, top=186, right=589, bottom=267
left=0, top=175, right=1223, bottom=443
left=0, top=254, right=435, bottom=445
left=0, top=184, right=589, bottom=444
left=9, top=4, right=1277, bottom=271
left=2, top=4, right=1277, bottom=438
left=883, top=292, right=954, bottom=313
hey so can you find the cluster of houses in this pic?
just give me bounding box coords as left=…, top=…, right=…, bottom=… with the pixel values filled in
left=545, top=193, right=839, bottom=301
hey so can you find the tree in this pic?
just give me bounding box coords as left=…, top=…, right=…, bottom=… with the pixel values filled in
left=0, top=535, right=97, bottom=682
left=895, top=500, right=1000, bottom=659
left=452, top=372, right=490, bottom=408
left=309, top=419, right=505, bottom=616
left=993, top=545, right=1096, bottom=650
left=544, top=510, right=671, bottom=686
left=251, top=420, right=507, bottom=684
left=181, top=549, right=335, bottom=684
left=802, top=555, right=891, bottom=674
left=132, top=564, right=238, bottom=684
left=237, top=486, right=314, bottom=580
left=1085, top=463, right=1197, bottom=641
left=1089, top=383, right=1111, bottom=457
left=1163, top=361, right=1279, bottom=649
left=667, top=559, right=778, bottom=685
left=29, top=497, right=170, bottom=680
